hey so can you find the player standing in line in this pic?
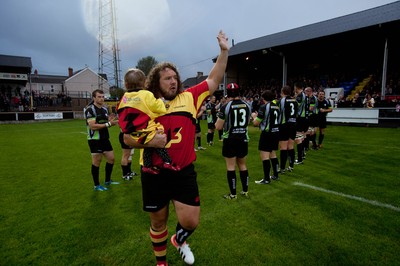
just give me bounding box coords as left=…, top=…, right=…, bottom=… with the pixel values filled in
left=278, top=85, right=298, bottom=173
left=84, top=89, right=120, bottom=191
left=215, top=96, right=227, bottom=141
left=305, top=87, right=319, bottom=151
left=253, top=90, right=281, bottom=184
left=194, top=102, right=207, bottom=151
left=215, top=83, right=252, bottom=198
left=294, top=82, right=309, bottom=165
left=316, top=90, right=333, bottom=148
left=206, top=95, right=217, bottom=145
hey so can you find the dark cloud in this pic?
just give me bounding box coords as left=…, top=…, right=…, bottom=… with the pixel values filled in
left=1, top=0, right=397, bottom=80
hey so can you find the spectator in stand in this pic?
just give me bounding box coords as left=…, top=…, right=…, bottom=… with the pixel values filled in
left=385, top=84, right=393, bottom=95
left=336, top=94, right=348, bottom=108
left=363, top=93, right=375, bottom=108
left=252, top=95, right=260, bottom=113
left=350, top=93, right=363, bottom=108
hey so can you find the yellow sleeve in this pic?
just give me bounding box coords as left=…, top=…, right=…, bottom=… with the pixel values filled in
left=143, top=91, right=166, bottom=116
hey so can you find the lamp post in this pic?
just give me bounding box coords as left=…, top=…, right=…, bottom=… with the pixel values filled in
left=29, top=72, right=33, bottom=110
left=269, top=48, right=287, bottom=87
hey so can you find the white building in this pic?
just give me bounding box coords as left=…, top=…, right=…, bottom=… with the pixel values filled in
left=64, top=67, right=110, bottom=98
left=30, top=67, right=110, bottom=98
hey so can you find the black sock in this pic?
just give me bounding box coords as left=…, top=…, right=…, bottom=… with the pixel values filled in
left=319, top=134, right=325, bottom=145
left=271, top=158, right=279, bottom=177
left=210, top=132, right=214, bottom=142
left=288, top=149, right=295, bottom=167
left=297, top=143, right=303, bottom=162
left=122, top=165, right=130, bottom=176
left=239, top=170, right=249, bottom=192
left=227, top=170, right=236, bottom=195
left=280, top=150, right=288, bottom=169
left=311, top=134, right=317, bottom=147
left=92, top=165, right=100, bottom=186
left=262, top=160, right=271, bottom=181
left=105, top=163, right=113, bottom=182
left=176, top=222, right=195, bottom=245
left=305, top=135, right=310, bottom=150
left=197, top=136, right=201, bottom=147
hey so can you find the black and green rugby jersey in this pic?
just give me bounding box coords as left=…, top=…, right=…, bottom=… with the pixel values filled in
left=84, top=104, right=110, bottom=140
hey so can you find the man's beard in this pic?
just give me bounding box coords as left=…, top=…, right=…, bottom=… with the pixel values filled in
left=163, top=90, right=178, bottom=101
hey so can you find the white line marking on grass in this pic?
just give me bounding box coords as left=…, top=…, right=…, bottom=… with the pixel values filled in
left=326, top=141, right=400, bottom=150
left=293, top=182, right=400, bottom=212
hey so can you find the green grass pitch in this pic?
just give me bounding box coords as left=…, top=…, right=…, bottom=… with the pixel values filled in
left=0, top=119, right=399, bottom=265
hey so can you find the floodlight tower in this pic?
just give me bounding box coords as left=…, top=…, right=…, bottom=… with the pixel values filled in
left=98, top=0, right=121, bottom=89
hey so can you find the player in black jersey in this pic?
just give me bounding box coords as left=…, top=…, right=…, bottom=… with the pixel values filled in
left=305, top=87, right=319, bottom=150
left=294, top=82, right=309, bottom=165
left=253, top=90, right=281, bottom=184
left=206, top=95, right=217, bottom=145
left=215, top=83, right=252, bottom=199
left=278, top=85, right=298, bottom=173
left=84, top=89, right=119, bottom=191
left=316, top=90, right=333, bottom=148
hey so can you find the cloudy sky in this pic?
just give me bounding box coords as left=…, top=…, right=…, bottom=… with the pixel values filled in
left=0, top=0, right=397, bottom=83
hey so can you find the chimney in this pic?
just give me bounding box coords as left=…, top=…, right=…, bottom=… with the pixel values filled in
left=68, top=67, right=73, bottom=77
left=196, top=72, right=203, bottom=78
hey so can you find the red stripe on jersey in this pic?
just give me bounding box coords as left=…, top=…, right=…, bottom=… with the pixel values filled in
left=151, top=81, right=209, bottom=169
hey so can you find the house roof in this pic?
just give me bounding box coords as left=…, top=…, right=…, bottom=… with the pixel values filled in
left=64, top=67, right=108, bottom=83
left=0, top=54, right=32, bottom=69
left=30, top=74, right=68, bottom=84
left=228, top=1, right=400, bottom=57
left=182, top=76, right=208, bottom=88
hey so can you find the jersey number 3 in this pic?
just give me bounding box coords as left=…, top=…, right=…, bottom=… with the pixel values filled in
left=166, top=127, right=182, bottom=148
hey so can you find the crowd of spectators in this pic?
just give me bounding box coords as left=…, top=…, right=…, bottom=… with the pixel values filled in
left=0, top=87, right=72, bottom=112
left=237, top=72, right=400, bottom=108
left=1, top=72, right=399, bottom=112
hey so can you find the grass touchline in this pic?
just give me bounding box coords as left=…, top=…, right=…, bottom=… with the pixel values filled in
left=293, top=182, right=400, bottom=212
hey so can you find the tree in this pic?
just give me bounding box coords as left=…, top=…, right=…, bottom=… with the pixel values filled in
left=136, top=56, right=158, bottom=76
left=109, top=86, right=124, bottom=100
